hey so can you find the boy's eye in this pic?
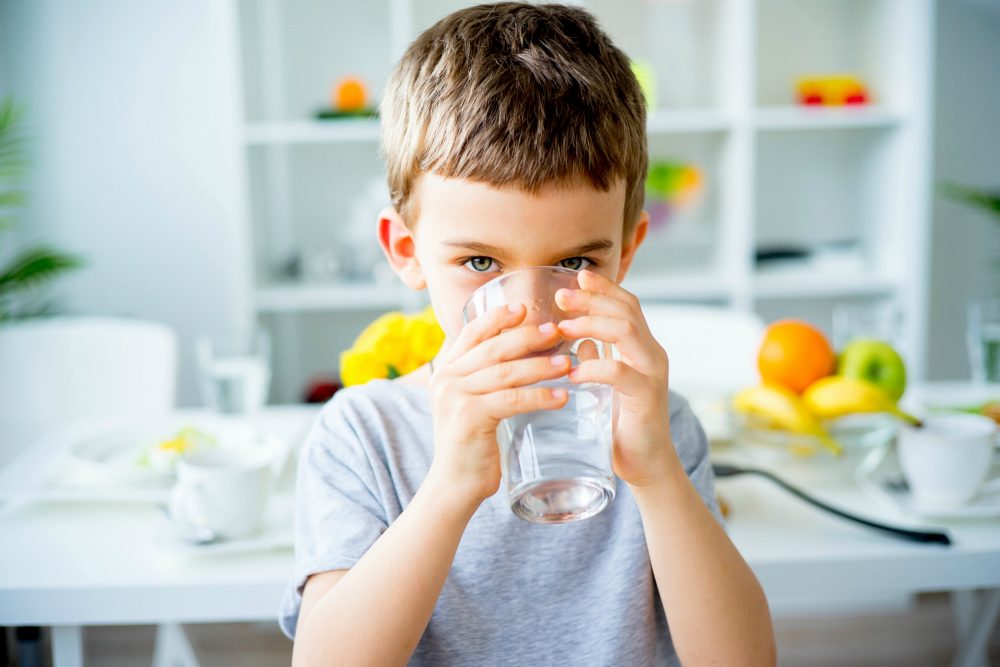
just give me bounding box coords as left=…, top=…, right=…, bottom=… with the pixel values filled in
left=463, top=256, right=499, bottom=273
left=558, top=257, right=592, bottom=271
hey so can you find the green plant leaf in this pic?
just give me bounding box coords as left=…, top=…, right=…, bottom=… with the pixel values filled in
left=0, top=99, right=26, bottom=180
left=0, top=190, right=25, bottom=208
left=940, top=182, right=1000, bottom=221
left=0, top=246, right=85, bottom=294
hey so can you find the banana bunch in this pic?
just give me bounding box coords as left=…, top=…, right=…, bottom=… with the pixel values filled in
left=733, top=376, right=921, bottom=457
left=733, top=385, right=843, bottom=455
left=802, top=376, right=922, bottom=426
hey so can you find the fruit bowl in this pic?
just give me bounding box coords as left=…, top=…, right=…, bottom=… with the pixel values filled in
left=727, top=409, right=898, bottom=481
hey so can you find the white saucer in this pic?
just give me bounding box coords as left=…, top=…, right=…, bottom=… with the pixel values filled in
left=152, top=493, right=294, bottom=556
left=857, top=471, right=1000, bottom=520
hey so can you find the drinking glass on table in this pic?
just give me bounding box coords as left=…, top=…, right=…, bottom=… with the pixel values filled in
left=196, top=327, right=271, bottom=415
left=833, top=300, right=904, bottom=350
left=462, top=266, right=617, bottom=524
left=968, top=299, right=1000, bottom=384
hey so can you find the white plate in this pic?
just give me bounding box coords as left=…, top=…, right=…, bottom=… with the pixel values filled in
left=151, top=493, right=294, bottom=556
left=906, top=382, right=1000, bottom=426
left=858, top=475, right=1000, bottom=520
left=63, top=415, right=283, bottom=486
left=0, top=417, right=291, bottom=514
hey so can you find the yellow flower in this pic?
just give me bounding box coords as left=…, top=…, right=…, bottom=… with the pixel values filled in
left=339, top=306, right=444, bottom=386
left=340, top=349, right=390, bottom=387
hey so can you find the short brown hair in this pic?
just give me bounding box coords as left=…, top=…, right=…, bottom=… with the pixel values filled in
left=380, top=2, right=648, bottom=236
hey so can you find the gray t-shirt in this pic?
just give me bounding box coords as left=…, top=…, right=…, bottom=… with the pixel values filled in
left=279, top=378, right=720, bottom=665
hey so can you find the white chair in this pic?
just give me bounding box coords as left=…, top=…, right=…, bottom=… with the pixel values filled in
left=0, top=316, right=186, bottom=666
left=640, top=304, right=765, bottom=442
left=640, top=304, right=765, bottom=396
left=0, top=316, right=178, bottom=467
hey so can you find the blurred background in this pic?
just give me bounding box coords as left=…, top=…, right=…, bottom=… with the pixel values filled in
left=0, top=0, right=996, bottom=408
left=1, top=0, right=999, bottom=665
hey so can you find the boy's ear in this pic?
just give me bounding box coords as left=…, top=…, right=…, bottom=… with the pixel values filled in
left=616, top=211, right=649, bottom=283
left=377, top=207, right=427, bottom=290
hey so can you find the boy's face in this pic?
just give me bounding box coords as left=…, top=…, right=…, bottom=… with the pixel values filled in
left=378, top=173, right=648, bottom=344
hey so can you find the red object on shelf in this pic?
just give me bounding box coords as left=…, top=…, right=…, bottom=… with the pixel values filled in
left=795, top=76, right=870, bottom=106
left=303, top=377, right=341, bottom=404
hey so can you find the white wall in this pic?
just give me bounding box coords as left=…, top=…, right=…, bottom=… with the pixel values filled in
left=0, top=0, right=252, bottom=406
left=926, top=0, right=1000, bottom=379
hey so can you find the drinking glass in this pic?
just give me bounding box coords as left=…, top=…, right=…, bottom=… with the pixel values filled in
left=196, top=327, right=272, bottom=415
left=968, top=299, right=1000, bottom=384
left=462, top=266, right=616, bottom=524
left=832, top=300, right=904, bottom=350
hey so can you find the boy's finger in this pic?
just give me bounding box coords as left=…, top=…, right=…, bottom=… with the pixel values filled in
left=479, top=384, right=570, bottom=421
left=577, top=269, right=639, bottom=308
left=451, top=321, right=564, bottom=376
left=567, top=358, right=652, bottom=398
left=557, top=315, right=663, bottom=372
left=440, top=303, right=526, bottom=366
left=460, top=354, right=571, bottom=394
left=555, top=287, right=635, bottom=320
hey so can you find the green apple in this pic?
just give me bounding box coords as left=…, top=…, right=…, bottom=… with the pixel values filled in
left=837, top=338, right=907, bottom=401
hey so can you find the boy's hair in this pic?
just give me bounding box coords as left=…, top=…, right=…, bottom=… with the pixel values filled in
left=380, top=2, right=648, bottom=237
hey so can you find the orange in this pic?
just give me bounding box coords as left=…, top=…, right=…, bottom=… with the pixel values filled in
left=757, top=319, right=836, bottom=394
left=334, top=77, right=367, bottom=112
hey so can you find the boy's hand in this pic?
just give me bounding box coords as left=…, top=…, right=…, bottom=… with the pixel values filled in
left=555, top=269, right=681, bottom=488
left=425, top=303, right=572, bottom=508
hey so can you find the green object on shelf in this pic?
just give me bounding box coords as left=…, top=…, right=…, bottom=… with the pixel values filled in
left=646, top=161, right=687, bottom=197
left=315, top=108, right=379, bottom=120
left=629, top=59, right=657, bottom=111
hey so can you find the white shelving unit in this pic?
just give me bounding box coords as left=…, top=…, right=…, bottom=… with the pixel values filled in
left=227, top=0, right=935, bottom=403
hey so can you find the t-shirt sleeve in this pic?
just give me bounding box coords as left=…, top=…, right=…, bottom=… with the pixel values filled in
left=278, top=394, right=389, bottom=639
left=669, top=392, right=723, bottom=524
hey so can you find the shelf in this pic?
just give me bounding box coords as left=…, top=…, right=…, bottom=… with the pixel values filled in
left=232, top=0, right=933, bottom=400
left=245, top=111, right=729, bottom=146
left=254, top=283, right=410, bottom=312
left=256, top=276, right=728, bottom=312
left=754, top=106, right=903, bottom=131
left=647, top=110, right=730, bottom=134
left=751, top=270, right=898, bottom=299
left=244, top=120, right=381, bottom=145
left=623, top=273, right=731, bottom=302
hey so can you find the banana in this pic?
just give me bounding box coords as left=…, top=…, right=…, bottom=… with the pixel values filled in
left=802, top=376, right=922, bottom=426
left=733, top=385, right=842, bottom=455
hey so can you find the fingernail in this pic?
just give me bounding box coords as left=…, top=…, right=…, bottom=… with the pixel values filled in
left=507, top=304, right=521, bottom=313
left=551, top=388, right=567, bottom=400
left=539, top=322, right=556, bottom=333
left=550, top=354, right=567, bottom=366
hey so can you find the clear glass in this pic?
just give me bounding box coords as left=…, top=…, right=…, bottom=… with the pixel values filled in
left=968, top=299, right=1000, bottom=384
left=196, top=327, right=272, bottom=415
left=832, top=300, right=904, bottom=350
left=462, top=266, right=616, bottom=524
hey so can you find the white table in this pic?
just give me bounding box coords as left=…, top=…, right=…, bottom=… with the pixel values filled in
left=0, top=388, right=998, bottom=667
left=0, top=405, right=318, bottom=667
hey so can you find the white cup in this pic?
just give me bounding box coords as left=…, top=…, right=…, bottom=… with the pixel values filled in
left=168, top=438, right=285, bottom=540
left=897, top=413, right=1000, bottom=508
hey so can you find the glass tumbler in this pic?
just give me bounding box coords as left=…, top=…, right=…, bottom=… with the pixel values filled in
left=968, top=299, right=1000, bottom=384
left=196, top=327, right=272, bottom=415
left=462, top=266, right=616, bottom=524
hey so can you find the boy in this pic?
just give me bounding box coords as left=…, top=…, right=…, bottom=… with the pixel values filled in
left=280, top=4, right=775, bottom=665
